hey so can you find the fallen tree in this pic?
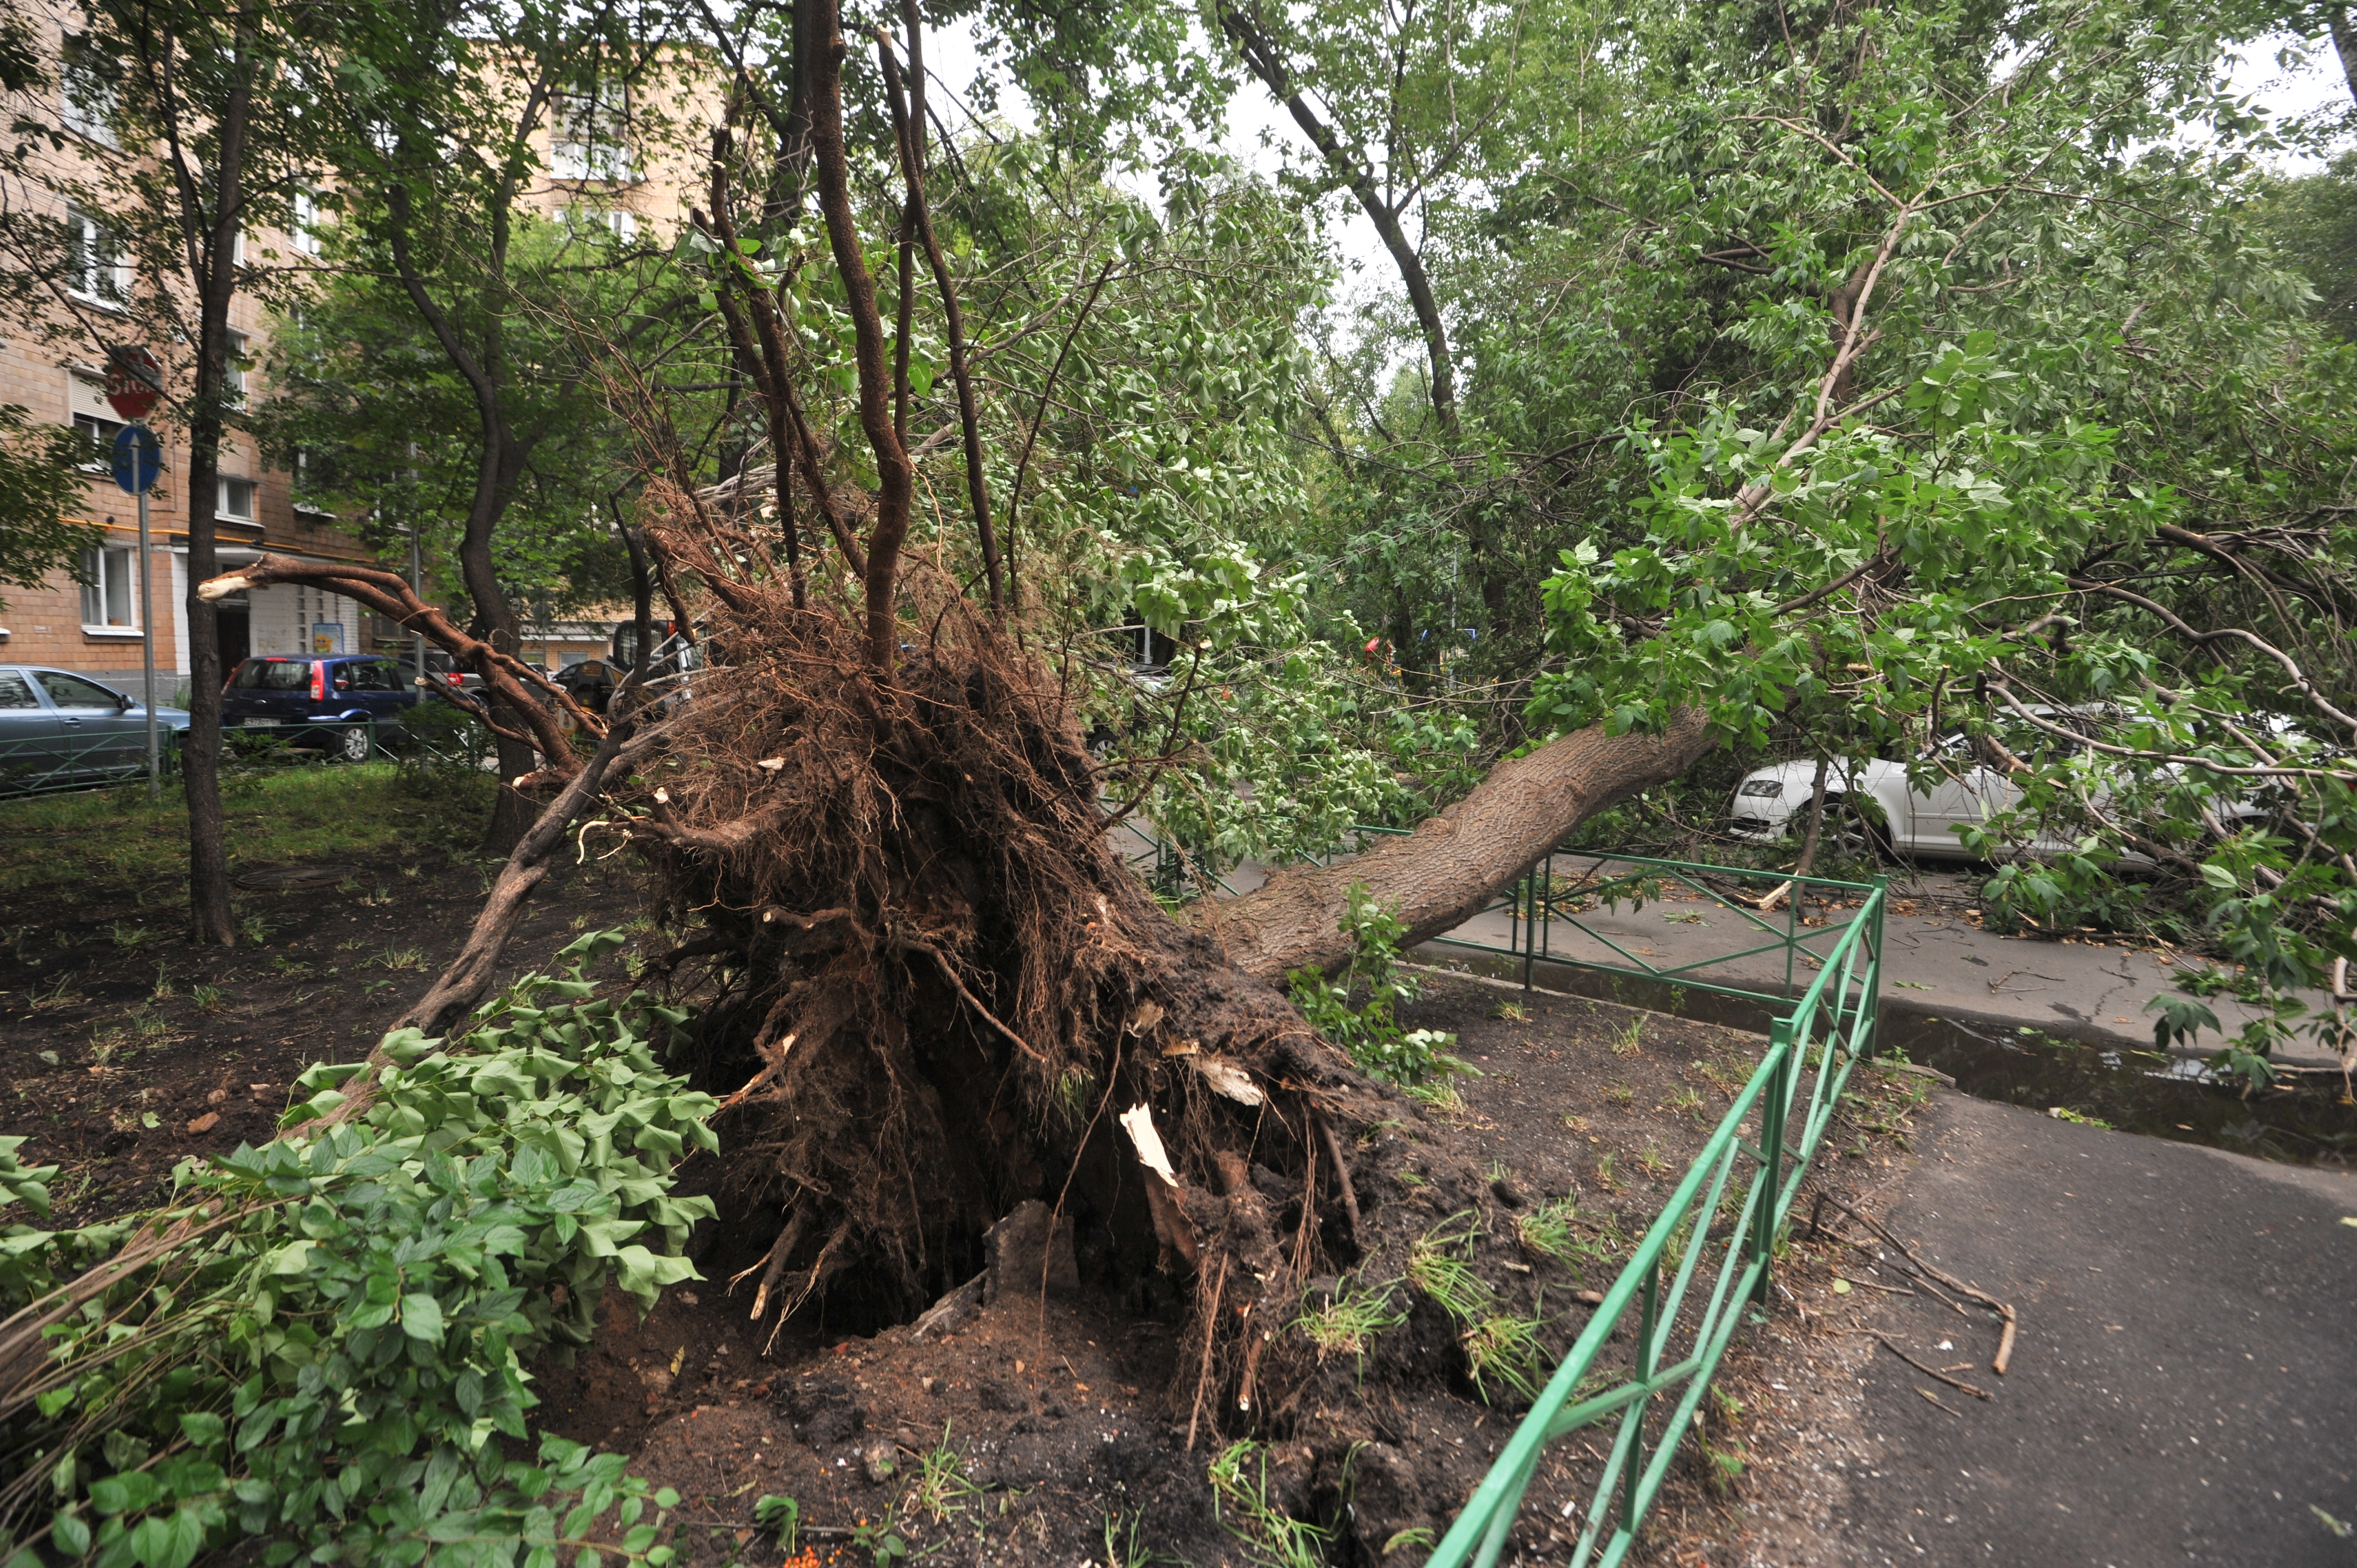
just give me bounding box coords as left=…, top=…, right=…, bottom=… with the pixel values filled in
left=150, top=0, right=1722, bottom=1436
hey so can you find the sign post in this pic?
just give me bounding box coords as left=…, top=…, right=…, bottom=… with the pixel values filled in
left=107, top=347, right=166, bottom=797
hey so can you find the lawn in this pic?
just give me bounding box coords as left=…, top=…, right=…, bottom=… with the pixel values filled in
left=0, top=760, right=492, bottom=895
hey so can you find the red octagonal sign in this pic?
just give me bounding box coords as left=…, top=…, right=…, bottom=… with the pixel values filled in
left=105, top=345, right=162, bottom=422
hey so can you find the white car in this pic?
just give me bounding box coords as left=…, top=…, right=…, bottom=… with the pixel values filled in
left=1728, top=711, right=2298, bottom=862
left=1726, top=732, right=2083, bottom=862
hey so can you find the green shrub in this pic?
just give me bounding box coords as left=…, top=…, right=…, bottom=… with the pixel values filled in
left=0, top=932, right=712, bottom=1566
left=1286, top=883, right=1464, bottom=1085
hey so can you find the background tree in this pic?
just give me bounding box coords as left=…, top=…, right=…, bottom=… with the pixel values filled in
left=306, top=0, right=693, bottom=851
left=0, top=0, right=343, bottom=942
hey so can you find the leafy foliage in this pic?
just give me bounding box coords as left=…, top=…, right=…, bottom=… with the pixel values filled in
left=0, top=408, right=100, bottom=604
left=1285, top=883, right=1461, bottom=1085
left=0, top=933, right=713, bottom=1566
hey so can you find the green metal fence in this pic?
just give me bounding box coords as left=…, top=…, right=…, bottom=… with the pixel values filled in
left=0, top=726, right=181, bottom=796
left=1423, top=865, right=1886, bottom=1568
left=1434, top=848, right=1882, bottom=1008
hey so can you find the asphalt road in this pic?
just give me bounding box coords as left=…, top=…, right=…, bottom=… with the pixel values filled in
left=1840, top=1091, right=2357, bottom=1565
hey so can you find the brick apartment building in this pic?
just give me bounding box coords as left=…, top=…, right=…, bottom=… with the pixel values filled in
left=3, top=10, right=708, bottom=700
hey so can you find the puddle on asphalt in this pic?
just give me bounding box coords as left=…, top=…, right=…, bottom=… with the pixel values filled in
left=1882, top=1012, right=2357, bottom=1165
left=1419, top=948, right=2357, bottom=1166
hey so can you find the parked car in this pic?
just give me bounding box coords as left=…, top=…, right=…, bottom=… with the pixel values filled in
left=1725, top=709, right=2287, bottom=862
left=220, top=654, right=420, bottom=761
left=0, top=666, right=190, bottom=795
left=551, top=657, right=619, bottom=714
left=418, top=649, right=484, bottom=693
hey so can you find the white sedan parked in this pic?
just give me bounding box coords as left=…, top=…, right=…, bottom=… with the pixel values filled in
left=1726, top=733, right=2082, bottom=862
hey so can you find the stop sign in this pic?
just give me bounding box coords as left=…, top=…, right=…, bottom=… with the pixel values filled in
left=105, top=345, right=162, bottom=422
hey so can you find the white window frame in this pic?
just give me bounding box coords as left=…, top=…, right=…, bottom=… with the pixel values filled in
left=66, top=209, right=131, bottom=307
left=550, top=82, right=638, bottom=182
left=292, top=189, right=323, bottom=256
left=218, top=476, right=258, bottom=521
left=60, top=35, right=117, bottom=147
left=79, top=544, right=139, bottom=634
left=224, top=327, right=251, bottom=404
left=72, top=409, right=127, bottom=473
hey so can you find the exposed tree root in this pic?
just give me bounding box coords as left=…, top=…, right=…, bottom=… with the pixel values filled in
left=605, top=550, right=1391, bottom=1430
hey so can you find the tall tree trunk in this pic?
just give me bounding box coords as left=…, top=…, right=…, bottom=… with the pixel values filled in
left=159, top=18, right=254, bottom=947
left=384, top=99, right=552, bottom=855
left=2332, top=8, right=2357, bottom=107
left=1215, top=4, right=1457, bottom=434
left=1206, top=709, right=1715, bottom=977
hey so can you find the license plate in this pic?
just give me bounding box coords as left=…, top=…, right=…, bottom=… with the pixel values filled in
left=241, top=718, right=281, bottom=728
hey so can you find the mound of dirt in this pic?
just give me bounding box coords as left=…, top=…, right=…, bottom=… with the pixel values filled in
left=541, top=980, right=1924, bottom=1566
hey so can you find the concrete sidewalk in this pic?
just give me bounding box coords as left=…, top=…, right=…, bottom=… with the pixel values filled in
left=1419, top=869, right=2346, bottom=1072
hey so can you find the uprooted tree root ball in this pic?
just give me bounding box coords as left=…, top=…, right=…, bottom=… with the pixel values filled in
left=608, top=569, right=1449, bottom=1432
left=617, top=575, right=1367, bottom=1405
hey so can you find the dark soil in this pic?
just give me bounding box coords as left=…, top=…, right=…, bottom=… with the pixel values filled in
left=536, top=976, right=1932, bottom=1568
left=0, top=839, right=644, bottom=1229
left=2, top=842, right=1935, bottom=1567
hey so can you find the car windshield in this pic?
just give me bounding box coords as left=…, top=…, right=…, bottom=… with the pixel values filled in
left=236, top=659, right=311, bottom=690
left=333, top=660, right=405, bottom=692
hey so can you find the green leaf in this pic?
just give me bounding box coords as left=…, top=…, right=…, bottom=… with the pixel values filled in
left=399, top=1292, right=446, bottom=1342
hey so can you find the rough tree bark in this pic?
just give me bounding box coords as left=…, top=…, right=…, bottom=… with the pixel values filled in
left=138, top=11, right=256, bottom=945
left=1202, top=708, right=1716, bottom=978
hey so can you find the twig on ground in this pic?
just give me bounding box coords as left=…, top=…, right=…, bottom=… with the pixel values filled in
left=1820, top=1195, right=2018, bottom=1374
left=1875, top=1333, right=1993, bottom=1399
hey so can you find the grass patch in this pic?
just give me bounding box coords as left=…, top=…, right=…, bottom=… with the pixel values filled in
left=1293, top=1276, right=1408, bottom=1361
left=1407, top=1211, right=1491, bottom=1322
left=0, top=762, right=487, bottom=895
left=904, top=1423, right=986, bottom=1524
left=1460, top=1309, right=1549, bottom=1403
left=1208, top=1442, right=1327, bottom=1568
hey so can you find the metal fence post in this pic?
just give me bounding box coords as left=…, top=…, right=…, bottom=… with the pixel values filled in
left=1864, top=877, right=1888, bottom=1059
left=1623, top=1257, right=1661, bottom=1533
left=1752, top=1020, right=1795, bottom=1303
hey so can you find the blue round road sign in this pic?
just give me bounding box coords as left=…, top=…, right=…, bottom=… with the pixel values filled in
left=111, top=424, right=162, bottom=494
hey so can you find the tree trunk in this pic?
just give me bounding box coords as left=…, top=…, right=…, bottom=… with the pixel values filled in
left=2332, top=8, right=2357, bottom=109
left=460, top=441, right=538, bottom=855
left=1216, top=4, right=1457, bottom=432
left=169, top=25, right=254, bottom=948
left=384, top=117, right=549, bottom=855
left=1204, top=708, right=1715, bottom=978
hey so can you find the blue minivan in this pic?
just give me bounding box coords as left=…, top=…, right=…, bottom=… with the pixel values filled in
left=222, top=654, right=420, bottom=761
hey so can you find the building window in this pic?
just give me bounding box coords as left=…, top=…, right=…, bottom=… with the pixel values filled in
left=80, top=545, right=135, bottom=628
left=551, top=83, right=636, bottom=182
left=60, top=35, right=117, bottom=147
left=218, top=477, right=257, bottom=520
left=292, top=189, right=323, bottom=256
left=224, top=328, right=251, bottom=402
left=555, top=206, right=637, bottom=240
left=67, top=209, right=130, bottom=306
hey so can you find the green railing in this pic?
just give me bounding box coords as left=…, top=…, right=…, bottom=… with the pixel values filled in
left=1437, top=848, right=1881, bottom=1009
left=1424, top=866, right=1885, bottom=1568
left=0, top=725, right=180, bottom=796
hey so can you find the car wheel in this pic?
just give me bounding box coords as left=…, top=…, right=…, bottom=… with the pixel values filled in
left=1821, top=798, right=1890, bottom=863
left=335, top=725, right=372, bottom=764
